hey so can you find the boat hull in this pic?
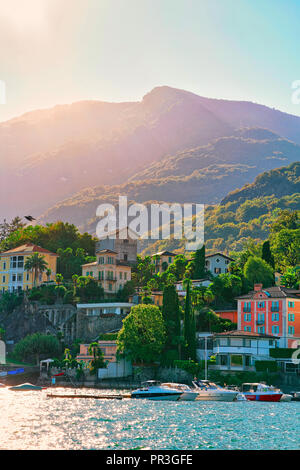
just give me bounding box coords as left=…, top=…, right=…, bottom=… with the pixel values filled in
left=131, top=392, right=181, bottom=401
left=179, top=392, right=199, bottom=401
left=244, top=393, right=282, bottom=402
left=196, top=392, right=238, bottom=402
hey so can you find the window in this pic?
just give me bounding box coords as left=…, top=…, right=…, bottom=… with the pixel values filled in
left=244, top=313, right=251, bottom=322
left=272, top=313, right=279, bottom=322
left=245, top=356, right=251, bottom=367
left=109, top=283, right=112, bottom=291
left=214, top=268, right=221, bottom=274
left=258, top=326, right=265, bottom=334
left=220, top=355, right=228, bottom=366
left=3, top=262, right=6, bottom=270
left=124, top=272, right=127, bottom=280
left=244, top=339, right=251, bottom=347
left=26, top=273, right=30, bottom=281
left=98, top=257, right=104, bottom=264
left=288, top=326, right=295, bottom=335
left=119, top=272, right=123, bottom=279
left=124, top=254, right=128, bottom=261
left=17, top=274, right=22, bottom=282
left=257, top=301, right=265, bottom=309
left=168, top=257, right=172, bottom=263
left=10, top=256, right=24, bottom=269
left=288, top=313, right=295, bottom=322
left=2, top=275, right=5, bottom=283
left=271, top=301, right=279, bottom=312
left=288, top=301, right=295, bottom=308
left=257, top=313, right=265, bottom=322
left=272, top=325, right=279, bottom=335
left=243, top=302, right=251, bottom=313
left=244, top=326, right=251, bottom=332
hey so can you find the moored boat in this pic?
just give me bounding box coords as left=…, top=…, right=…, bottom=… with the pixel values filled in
left=280, top=394, right=292, bottom=402
left=9, top=383, right=45, bottom=391
left=241, top=383, right=282, bottom=402
left=161, top=383, right=199, bottom=401
left=192, top=380, right=238, bottom=401
left=131, top=380, right=182, bottom=401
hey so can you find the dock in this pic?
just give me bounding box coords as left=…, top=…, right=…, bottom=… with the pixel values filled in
left=47, top=393, right=131, bottom=400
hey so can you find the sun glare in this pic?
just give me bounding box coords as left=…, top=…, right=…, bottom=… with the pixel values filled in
left=1, top=0, right=48, bottom=31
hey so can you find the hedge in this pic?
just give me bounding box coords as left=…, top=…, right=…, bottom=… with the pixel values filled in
left=270, top=348, right=297, bottom=359
left=255, top=360, right=278, bottom=372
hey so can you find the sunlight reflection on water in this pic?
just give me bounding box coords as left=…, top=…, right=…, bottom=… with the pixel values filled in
left=0, top=387, right=299, bottom=450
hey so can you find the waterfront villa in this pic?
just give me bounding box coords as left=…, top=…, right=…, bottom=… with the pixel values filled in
left=237, top=284, right=300, bottom=348
left=206, top=330, right=279, bottom=372
left=0, top=243, right=58, bottom=293
left=82, top=248, right=132, bottom=296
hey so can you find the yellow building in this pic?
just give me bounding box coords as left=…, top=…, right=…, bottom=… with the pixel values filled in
left=0, top=243, right=58, bottom=293
left=82, top=249, right=131, bottom=295
left=151, top=250, right=176, bottom=273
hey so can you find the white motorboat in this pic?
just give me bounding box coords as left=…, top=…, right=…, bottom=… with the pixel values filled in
left=192, top=380, right=238, bottom=401
left=161, top=382, right=199, bottom=401
left=131, top=380, right=182, bottom=401
left=280, top=394, right=292, bottom=402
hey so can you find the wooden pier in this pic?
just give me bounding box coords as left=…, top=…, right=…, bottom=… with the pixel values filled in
left=47, top=393, right=131, bottom=400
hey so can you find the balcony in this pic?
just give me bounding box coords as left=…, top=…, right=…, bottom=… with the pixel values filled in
left=256, top=320, right=265, bottom=325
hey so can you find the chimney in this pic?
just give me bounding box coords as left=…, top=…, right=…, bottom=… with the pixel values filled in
left=254, top=284, right=263, bottom=292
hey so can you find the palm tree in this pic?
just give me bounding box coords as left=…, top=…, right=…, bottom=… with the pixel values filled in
left=46, top=268, right=52, bottom=282
left=24, top=253, right=48, bottom=288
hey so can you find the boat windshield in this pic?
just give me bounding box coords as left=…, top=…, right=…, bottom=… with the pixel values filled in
left=141, top=380, right=161, bottom=388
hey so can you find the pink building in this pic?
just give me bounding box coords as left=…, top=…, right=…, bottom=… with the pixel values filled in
left=237, top=284, right=300, bottom=348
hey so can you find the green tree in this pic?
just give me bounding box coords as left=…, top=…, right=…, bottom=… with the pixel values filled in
left=261, top=240, right=275, bottom=269
left=161, top=283, right=182, bottom=365
left=244, top=256, right=274, bottom=288
left=117, top=304, right=166, bottom=364
left=12, top=333, right=61, bottom=365
left=24, top=253, right=48, bottom=287
left=88, top=342, right=107, bottom=375
left=183, top=279, right=196, bottom=361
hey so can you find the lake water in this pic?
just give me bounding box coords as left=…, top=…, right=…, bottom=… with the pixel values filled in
left=0, top=387, right=299, bottom=450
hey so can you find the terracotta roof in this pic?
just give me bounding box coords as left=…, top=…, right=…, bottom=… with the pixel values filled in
left=213, top=330, right=279, bottom=340
left=96, top=249, right=118, bottom=255
left=236, top=286, right=300, bottom=300
left=0, top=243, right=58, bottom=257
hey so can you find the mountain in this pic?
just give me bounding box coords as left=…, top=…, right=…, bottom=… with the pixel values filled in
left=221, top=161, right=300, bottom=205
left=2, top=85, right=300, bottom=220
left=38, top=130, right=300, bottom=231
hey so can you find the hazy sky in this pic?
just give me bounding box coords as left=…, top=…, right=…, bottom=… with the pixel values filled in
left=1, top=0, right=300, bottom=121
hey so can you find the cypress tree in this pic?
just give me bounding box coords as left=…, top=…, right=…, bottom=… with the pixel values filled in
left=262, top=240, right=275, bottom=269
left=183, top=280, right=197, bottom=361
left=191, top=245, right=206, bottom=279
left=161, top=283, right=181, bottom=365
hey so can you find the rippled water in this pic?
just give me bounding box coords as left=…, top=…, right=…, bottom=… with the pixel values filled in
left=0, top=387, right=299, bottom=450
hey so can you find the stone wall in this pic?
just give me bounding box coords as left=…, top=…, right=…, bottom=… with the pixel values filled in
left=76, top=310, right=127, bottom=342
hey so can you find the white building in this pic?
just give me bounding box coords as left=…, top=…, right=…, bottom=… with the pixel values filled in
left=205, top=253, right=233, bottom=276
left=210, top=330, right=279, bottom=372
left=76, top=302, right=133, bottom=317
